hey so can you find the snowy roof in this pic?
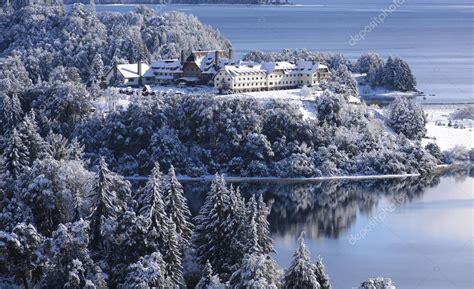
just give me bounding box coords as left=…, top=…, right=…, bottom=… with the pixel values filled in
left=187, top=51, right=237, bottom=74
left=221, top=61, right=328, bottom=77
left=150, top=59, right=183, bottom=73
left=116, top=64, right=150, bottom=78
left=223, top=63, right=267, bottom=77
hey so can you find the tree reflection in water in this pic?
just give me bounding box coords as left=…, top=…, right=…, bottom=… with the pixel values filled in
left=177, top=169, right=471, bottom=240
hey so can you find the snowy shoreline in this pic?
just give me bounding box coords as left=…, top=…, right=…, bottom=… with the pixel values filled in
left=124, top=164, right=473, bottom=182
left=125, top=173, right=420, bottom=182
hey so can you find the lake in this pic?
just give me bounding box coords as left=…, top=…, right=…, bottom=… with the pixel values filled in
left=176, top=170, right=474, bottom=288
left=86, top=0, right=474, bottom=104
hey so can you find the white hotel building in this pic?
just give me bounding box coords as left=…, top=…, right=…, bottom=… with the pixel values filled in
left=214, top=61, right=331, bottom=93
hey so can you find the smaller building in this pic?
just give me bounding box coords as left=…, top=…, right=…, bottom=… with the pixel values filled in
left=104, top=63, right=151, bottom=87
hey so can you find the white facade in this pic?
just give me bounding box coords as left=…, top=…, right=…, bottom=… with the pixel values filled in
left=214, top=61, right=331, bottom=93
left=105, top=63, right=152, bottom=87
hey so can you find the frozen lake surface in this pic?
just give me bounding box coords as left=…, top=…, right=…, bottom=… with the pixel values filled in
left=83, top=0, right=474, bottom=104
left=178, top=170, right=474, bottom=289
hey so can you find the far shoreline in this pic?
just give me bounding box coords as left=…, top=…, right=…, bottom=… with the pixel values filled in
left=123, top=164, right=472, bottom=183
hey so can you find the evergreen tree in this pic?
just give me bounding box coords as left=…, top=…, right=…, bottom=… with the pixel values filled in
left=382, top=56, right=397, bottom=90
left=193, top=175, right=237, bottom=279
left=314, top=256, right=332, bottom=289
left=163, top=165, right=193, bottom=247
left=2, top=128, right=30, bottom=179
left=87, top=158, right=126, bottom=250
left=283, top=233, right=320, bottom=289
left=0, top=196, right=33, bottom=233
left=163, top=219, right=183, bottom=287
left=121, top=252, right=171, bottom=288
left=223, top=185, right=248, bottom=269
left=17, top=111, right=48, bottom=165
left=108, top=210, right=152, bottom=286
left=195, top=261, right=223, bottom=289
left=46, top=131, right=69, bottom=161
left=89, top=53, right=104, bottom=93
left=0, top=223, right=44, bottom=289
left=355, top=53, right=384, bottom=74
left=39, top=220, right=106, bottom=289
left=256, top=194, right=274, bottom=255
left=229, top=252, right=280, bottom=289
left=66, top=138, right=87, bottom=162
left=383, top=56, right=417, bottom=92
left=245, top=213, right=262, bottom=255
left=19, top=158, right=85, bottom=236
left=388, top=97, right=427, bottom=140
left=0, top=94, right=23, bottom=134
left=137, top=162, right=169, bottom=248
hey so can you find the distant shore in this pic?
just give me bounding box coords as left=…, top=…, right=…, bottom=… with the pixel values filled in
left=63, top=0, right=292, bottom=5
left=124, top=164, right=473, bottom=183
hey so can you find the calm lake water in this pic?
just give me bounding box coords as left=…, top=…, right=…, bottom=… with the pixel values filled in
left=177, top=170, right=474, bottom=289
left=86, top=0, right=474, bottom=104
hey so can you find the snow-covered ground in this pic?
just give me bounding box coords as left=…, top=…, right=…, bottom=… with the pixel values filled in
left=422, top=105, right=474, bottom=150
left=149, top=85, right=216, bottom=95
left=223, top=88, right=360, bottom=120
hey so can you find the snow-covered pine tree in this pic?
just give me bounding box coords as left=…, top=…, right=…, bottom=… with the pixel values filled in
left=137, top=162, right=169, bottom=248
left=387, top=97, right=427, bottom=140
left=245, top=213, right=262, bottom=255
left=229, top=252, right=281, bottom=289
left=17, top=111, right=48, bottom=165
left=89, top=53, right=104, bottom=92
left=39, top=220, right=106, bottom=289
left=106, top=209, right=155, bottom=287
left=19, top=158, right=81, bottom=236
left=230, top=203, right=281, bottom=288
left=355, top=53, right=385, bottom=87
left=382, top=56, right=397, bottom=90
left=163, top=165, right=193, bottom=247
left=0, top=196, right=33, bottom=233
left=45, top=131, right=69, bottom=161
left=195, top=260, right=223, bottom=289
left=193, top=175, right=233, bottom=279
left=2, top=128, right=30, bottom=179
left=283, top=233, right=321, bottom=289
left=0, top=223, right=44, bottom=289
left=256, top=194, right=274, bottom=255
left=314, top=256, right=332, bottom=289
left=87, top=158, right=126, bottom=250
left=0, top=94, right=23, bottom=133
left=393, top=57, right=417, bottom=92
left=223, top=185, right=248, bottom=269
left=121, top=252, right=172, bottom=288
left=382, top=56, right=416, bottom=92
left=163, top=219, right=183, bottom=287
left=66, top=137, right=86, bottom=162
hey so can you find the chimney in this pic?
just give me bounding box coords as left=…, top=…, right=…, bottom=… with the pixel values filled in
left=180, top=50, right=185, bottom=65
left=214, top=50, right=220, bottom=71
left=229, top=48, right=234, bottom=60
left=137, top=61, right=143, bottom=86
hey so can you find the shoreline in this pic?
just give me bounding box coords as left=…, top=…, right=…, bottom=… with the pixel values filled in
left=124, top=164, right=473, bottom=183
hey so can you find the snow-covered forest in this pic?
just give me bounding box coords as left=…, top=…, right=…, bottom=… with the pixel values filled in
left=0, top=3, right=230, bottom=84
left=0, top=1, right=463, bottom=288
